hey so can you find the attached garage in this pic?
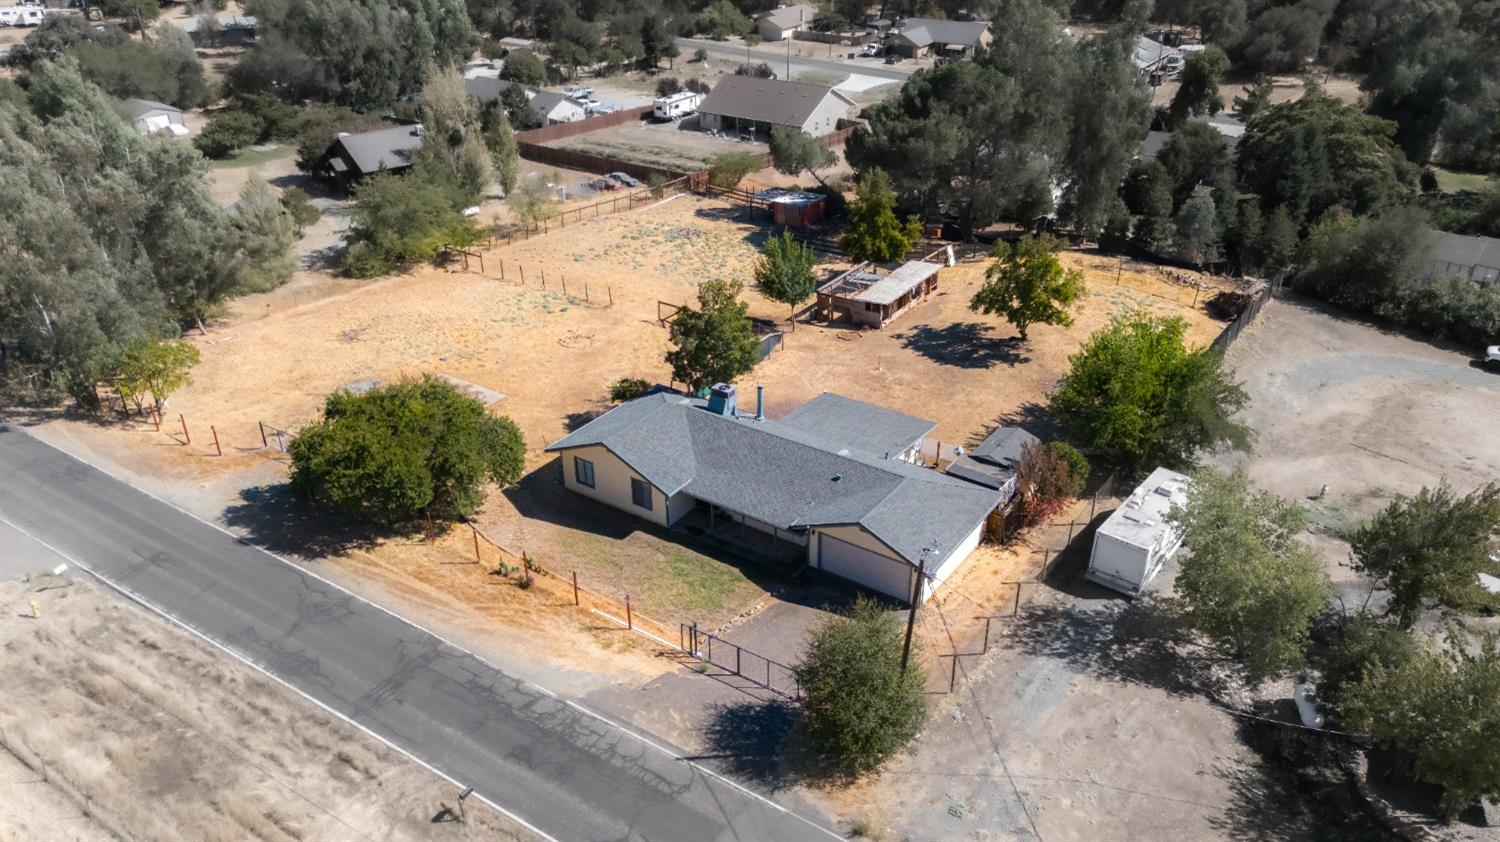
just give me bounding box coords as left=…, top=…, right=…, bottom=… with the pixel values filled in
left=814, top=531, right=915, bottom=602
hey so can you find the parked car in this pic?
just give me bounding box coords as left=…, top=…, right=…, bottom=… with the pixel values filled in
left=607, top=172, right=641, bottom=188
left=587, top=103, right=619, bottom=116
left=562, top=85, right=595, bottom=101
left=1484, top=345, right=1500, bottom=370
left=589, top=176, right=619, bottom=191
left=575, top=97, right=601, bottom=111
left=859, top=42, right=882, bottom=57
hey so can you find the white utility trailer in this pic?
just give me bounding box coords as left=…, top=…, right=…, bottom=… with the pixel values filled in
left=652, top=91, right=703, bottom=121
left=1086, top=467, right=1190, bottom=597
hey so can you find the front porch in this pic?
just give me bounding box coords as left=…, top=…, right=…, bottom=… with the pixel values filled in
left=672, top=500, right=807, bottom=570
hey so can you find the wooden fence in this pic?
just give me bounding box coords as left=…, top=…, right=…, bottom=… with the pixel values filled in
left=514, top=105, right=653, bottom=145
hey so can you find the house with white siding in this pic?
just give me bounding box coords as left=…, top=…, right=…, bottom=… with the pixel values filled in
left=545, top=386, right=1001, bottom=604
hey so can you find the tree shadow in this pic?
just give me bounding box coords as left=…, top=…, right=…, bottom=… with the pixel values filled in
left=698, top=698, right=800, bottom=792
left=1209, top=710, right=1406, bottom=841
left=964, top=402, right=1061, bottom=447
left=1004, top=592, right=1242, bottom=703
left=563, top=406, right=607, bottom=432
left=222, top=483, right=392, bottom=559
left=894, top=322, right=1030, bottom=368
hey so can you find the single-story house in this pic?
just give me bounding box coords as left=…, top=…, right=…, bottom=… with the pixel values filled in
left=1428, top=229, right=1500, bottom=286
left=816, top=259, right=943, bottom=328
left=1133, top=35, right=1182, bottom=77
left=887, top=18, right=992, bottom=59
left=176, top=13, right=258, bottom=45
left=756, top=3, right=817, bottom=41
left=120, top=98, right=187, bottom=137
left=463, top=78, right=587, bottom=126
left=945, top=427, right=1040, bottom=505
left=545, top=386, right=1003, bottom=604
left=315, top=124, right=424, bottom=190
left=1137, top=114, right=1243, bottom=165
left=697, top=76, right=855, bottom=138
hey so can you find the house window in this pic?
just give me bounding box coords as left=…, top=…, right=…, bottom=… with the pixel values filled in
left=864, top=302, right=879, bottom=312
left=573, top=456, right=595, bottom=489
left=630, top=478, right=653, bottom=511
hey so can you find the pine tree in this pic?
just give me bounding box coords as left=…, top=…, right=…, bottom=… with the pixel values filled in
left=841, top=168, right=920, bottom=264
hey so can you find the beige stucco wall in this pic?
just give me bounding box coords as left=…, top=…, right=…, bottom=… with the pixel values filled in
left=559, top=445, right=671, bottom=528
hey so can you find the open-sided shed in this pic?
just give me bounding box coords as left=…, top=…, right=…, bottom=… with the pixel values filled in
left=816, top=260, right=942, bottom=328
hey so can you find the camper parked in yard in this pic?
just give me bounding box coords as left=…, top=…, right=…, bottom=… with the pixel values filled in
left=1086, top=467, right=1190, bottom=597
left=0, top=6, right=47, bottom=25
left=653, top=91, right=703, bottom=121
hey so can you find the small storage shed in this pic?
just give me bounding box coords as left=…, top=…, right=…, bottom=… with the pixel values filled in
left=756, top=188, right=826, bottom=228
left=816, top=260, right=942, bottom=328
left=1086, top=467, right=1190, bottom=596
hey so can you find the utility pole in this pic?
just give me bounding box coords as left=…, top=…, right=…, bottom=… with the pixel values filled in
left=900, top=553, right=928, bottom=672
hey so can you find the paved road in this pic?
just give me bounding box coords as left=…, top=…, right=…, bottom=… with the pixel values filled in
left=0, top=427, right=837, bottom=842
left=676, top=36, right=913, bottom=82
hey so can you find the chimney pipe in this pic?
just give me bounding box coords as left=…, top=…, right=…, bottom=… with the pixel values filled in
left=755, top=384, right=764, bottom=421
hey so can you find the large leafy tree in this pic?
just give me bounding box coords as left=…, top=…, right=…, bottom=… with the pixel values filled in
left=969, top=234, right=1084, bottom=340
left=753, top=231, right=817, bottom=317
left=1168, top=45, right=1230, bottom=128
left=231, top=0, right=477, bottom=109
left=1338, top=631, right=1500, bottom=820
left=666, top=279, right=760, bottom=392
left=289, top=376, right=525, bottom=524
left=1351, top=483, right=1500, bottom=629
left=499, top=49, right=546, bottom=87
left=1171, top=468, right=1330, bottom=679
left=413, top=65, right=492, bottom=206
left=1158, top=122, right=1231, bottom=207
left=1050, top=313, right=1251, bottom=468
left=481, top=103, right=520, bottom=195
left=1237, top=91, right=1417, bottom=225
left=342, top=173, right=480, bottom=277
left=1172, top=192, right=1223, bottom=265
left=840, top=168, right=921, bottom=264
left=114, top=338, right=200, bottom=414
left=1, top=60, right=292, bottom=406
left=768, top=126, right=836, bottom=187
left=1058, top=27, right=1152, bottom=236
left=793, top=597, right=927, bottom=777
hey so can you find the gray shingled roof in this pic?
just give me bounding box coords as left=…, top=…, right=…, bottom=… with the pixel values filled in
left=335, top=124, right=424, bottom=175
left=893, top=18, right=990, bottom=48
left=946, top=427, right=1038, bottom=491
left=697, top=76, right=852, bottom=128
left=464, top=76, right=514, bottom=104
left=1429, top=229, right=1500, bottom=273
left=777, top=392, right=936, bottom=458
left=1134, top=35, right=1180, bottom=70
left=760, top=3, right=816, bottom=29
left=120, top=98, right=181, bottom=119
left=546, top=392, right=1000, bottom=565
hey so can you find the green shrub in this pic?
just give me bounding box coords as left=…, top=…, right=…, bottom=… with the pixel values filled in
left=279, top=186, right=320, bottom=234
left=289, top=376, right=525, bottom=524
left=794, top=596, right=927, bottom=777
left=194, top=110, right=262, bottom=158
left=342, top=173, right=481, bottom=277
left=609, top=377, right=651, bottom=402
left=707, top=151, right=764, bottom=189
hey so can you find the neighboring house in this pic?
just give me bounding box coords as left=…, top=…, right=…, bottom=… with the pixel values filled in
left=816, top=259, right=944, bottom=328
left=945, top=427, right=1040, bottom=505
left=120, top=99, right=187, bottom=137
left=545, top=387, right=1003, bottom=604
left=697, top=76, right=855, bottom=138
left=756, top=3, right=817, bottom=41
left=316, top=124, right=424, bottom=190
left=496, top=36, right=536, bottom=52
left=1428, top=229, right=1500, bottom=286
left=1086, top=468, right=1190, bottom=597
left=176, top=13, right=258, bottom=46
left=1137, top=114, right=1243, bottom=165
left=1133, top=35, right=1182, bottom=77
left=887, top=18, right=992, bottom=59
left=463, top=78, right=586, bottom=126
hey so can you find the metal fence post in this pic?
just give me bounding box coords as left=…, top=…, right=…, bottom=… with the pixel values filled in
left=625, top=595, right=632, bottom=630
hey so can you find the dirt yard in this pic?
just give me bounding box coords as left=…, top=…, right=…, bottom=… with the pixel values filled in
left=0, top=575, right=535, bottom=842
left=1217, top=296, right=1500, bottom=602
left=31, top=193, right=1231, bottom=639
left=556, top=118, right=767, bottom=171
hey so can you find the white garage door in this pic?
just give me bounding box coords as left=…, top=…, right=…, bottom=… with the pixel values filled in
left=819, top=534, right=913, bottom=601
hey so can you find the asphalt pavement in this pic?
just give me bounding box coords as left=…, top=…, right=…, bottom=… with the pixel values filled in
left=0, top=426, right=839, bottom=842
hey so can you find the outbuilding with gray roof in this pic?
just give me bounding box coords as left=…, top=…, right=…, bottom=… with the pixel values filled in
left=696, top=76, right=855, bottom=139
left=315, top=123, right=425, bottom=190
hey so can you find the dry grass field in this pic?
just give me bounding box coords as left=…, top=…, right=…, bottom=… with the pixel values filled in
left=43, top=193, right=1232, bottom=643
left=0, top=576, right=535, bottom=842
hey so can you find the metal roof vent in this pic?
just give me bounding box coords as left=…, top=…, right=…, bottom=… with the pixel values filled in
left=831, top=474, right=843, bottom=483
